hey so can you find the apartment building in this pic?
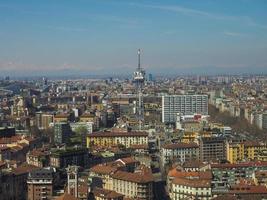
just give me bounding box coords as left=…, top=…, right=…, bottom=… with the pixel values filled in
left=211, top=161, right=267, bottom=192
left=87, top=131, right=148, bottom=148
left=161, top=142, right=199, bottom=165
left=199, top=137, right=228, bottom=162
left=227, top=142, right=244, bottom=164
left=27, top=168, right=54, bottom=200
left=89, top=158, right=154, bottom=200
left=162, top=95, right=208, bottom=123
left=50, top=148, right=88, bottom=168
left=170, top=178, right=212, bottom=200
left=111, top=168, right=154, bottom=200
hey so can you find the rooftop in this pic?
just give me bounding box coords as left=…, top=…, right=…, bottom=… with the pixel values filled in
left=162, top=142, right=198, bottom=149
left=88, top=131, right=148, bottom=137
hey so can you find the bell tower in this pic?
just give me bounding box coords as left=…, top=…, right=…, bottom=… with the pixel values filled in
left=67, top=165, right=79, bottom=198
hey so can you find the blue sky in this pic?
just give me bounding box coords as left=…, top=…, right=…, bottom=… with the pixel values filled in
left=0, top=0, right=267, bottom=76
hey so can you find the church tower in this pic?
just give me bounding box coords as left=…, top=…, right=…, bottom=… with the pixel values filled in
left=67, top=165, right=79, bottom=198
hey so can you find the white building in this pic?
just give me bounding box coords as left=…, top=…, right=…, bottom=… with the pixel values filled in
left=170, top=178, right=212, bottom=200
left=162, top=95, right=208, bottom=123
left=70, top=122, right=94, bottom=134
left=161, top=143, right=199, bottom=165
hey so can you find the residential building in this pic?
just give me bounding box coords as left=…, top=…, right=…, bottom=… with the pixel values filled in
left=244, top=141, right=266, bottom=160
left=26, top=148, right=50, bottom=167
left=170, top=178, right=212, bottom=200
left=54, top=122, right=72, bottom=144
left=0, top=164, right=39, bottom=200
left=110, top=166, right=154, bottom=200
left=87, top=131, right=148, bottom=148
left=199, top=137, right=228, bottom=162
left=161, top=142, right=199, bottom=166
left=0, top=127, right=15, bottom=138
left=27, top=168, right=54, bottom=200
left=211, top=161, right=267, bottom=192
left=227, top=142, right=244, bottom=164
left=92, top=187, right=124, bottom=200
left=50, top=148, right=88, bottom=168
left=167, top=166, right=212, bottom=200
left=162, top=95, right=208, bottom=123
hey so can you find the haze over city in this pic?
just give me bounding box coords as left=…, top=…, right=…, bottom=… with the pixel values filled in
left=0, top=0, right=267, bottom=76
left=1, top=1, right=267, bottom=200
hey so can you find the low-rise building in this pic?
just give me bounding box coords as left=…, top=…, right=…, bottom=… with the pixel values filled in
left=211, top=161, right=267, bottom=192
left=110, top=166, right=154, bottom=200
left=26, top=148, right=50, bottom=167
left=171, top=178, right=212, bottom=200
left=87, top=131, right=148, bottom=148
left=50, top=148, right=88, bottom=168
left=161, top=142, right=199, bottom=165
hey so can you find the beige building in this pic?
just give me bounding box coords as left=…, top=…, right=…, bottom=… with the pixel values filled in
left=110, top=168, right=154, bottom=200
left=89, top=159, right=154, bottom=200
left=87, top=131, right=148, bottom=148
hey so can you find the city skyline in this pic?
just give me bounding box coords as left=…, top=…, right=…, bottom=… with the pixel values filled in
left=0, top=0, right=267, bottom=76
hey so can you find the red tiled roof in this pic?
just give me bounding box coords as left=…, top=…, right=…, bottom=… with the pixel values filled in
left=111, top=169, right=153, bottom=184
left=172, top=177, right=211, bottom=188
left=211, top=161, right=267, bottom=169
left=90, top=164, right=118, bottom=175
left=229, top=185, right=267, bottom=194
left=55, top=193, right=79, bottom=200
left=168, top=169, right=212, bottom=180
left=11, top=163, right=39, bottom=175
left=92, top=187, right=124, bottom=199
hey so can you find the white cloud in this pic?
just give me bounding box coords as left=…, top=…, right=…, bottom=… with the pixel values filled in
left=130, top=3, right=267, bottom=30
left=223, top=31, right=244, bottom=37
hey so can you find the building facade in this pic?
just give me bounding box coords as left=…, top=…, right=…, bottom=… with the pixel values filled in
left=161, top=143, right=199, bottom=166
left=54, top=122, right=72, bottom=144
left=87, top=131, right=148, bottom=148
left=27, top=168, right=54, bottom=200
left=199, top=137, right=227, bottom=162
left=162, top=95, right=208, bottom=123
left=170, top=178, right=212, bottom=200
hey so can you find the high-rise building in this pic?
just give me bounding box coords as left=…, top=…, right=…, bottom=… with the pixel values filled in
left=54, top=122, right=72, bottom=144
left=27, top=168, right=54, bottom=200
left=162, top=95, right=208, bottom=123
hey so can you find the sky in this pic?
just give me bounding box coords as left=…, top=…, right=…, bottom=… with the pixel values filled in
left=0, top=0, right=267, bottom=76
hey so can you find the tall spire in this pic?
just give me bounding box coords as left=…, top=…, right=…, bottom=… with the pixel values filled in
left=138, top=49, right=141, bottom=70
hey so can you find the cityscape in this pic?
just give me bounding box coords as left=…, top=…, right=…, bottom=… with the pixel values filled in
left=0, top=1, right=267, bottom=200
